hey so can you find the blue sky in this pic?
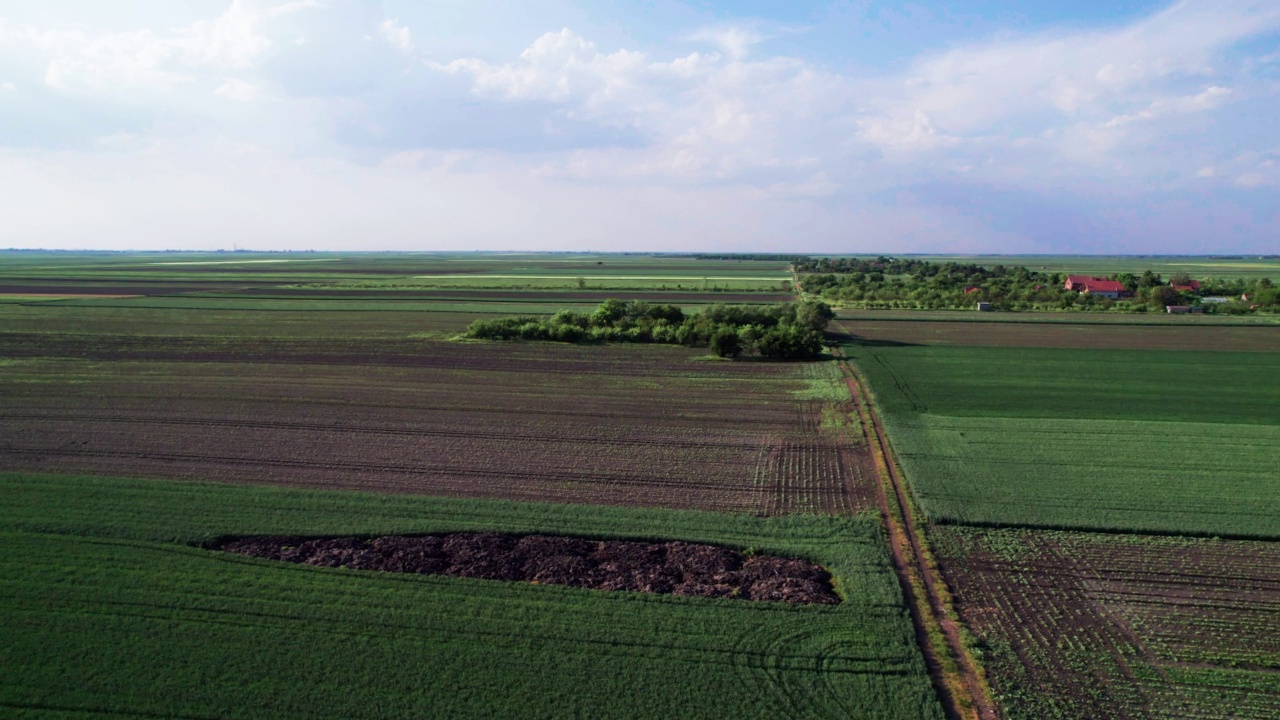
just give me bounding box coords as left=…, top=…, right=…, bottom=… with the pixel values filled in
left=1, top=1, right=1277, bottom=253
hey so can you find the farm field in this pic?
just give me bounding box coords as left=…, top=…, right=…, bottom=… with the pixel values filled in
left=386, top=274, right=791, bottom=291
left=0, top=252, right=961, bottom=719
left=841, top=313, right=1280, bottom=719
left=838, top=308, right=1280, bottom=326
left=0, top=252, right=797, bottom=339
left=0, top=473, right=943, bottom=720
left=0, top=251, right=793, bottom=289
left=842, top=317, right=1280, bottom=350
left=0, top=341, right=871, bottom=516
left=846, top=342, right=1280, bottom=537
left=8, top=250, right=1280, bottom=718
left=931, top=527, right=1280, bottom=720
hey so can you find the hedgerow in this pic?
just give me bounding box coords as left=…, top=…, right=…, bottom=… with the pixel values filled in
left=465, top=299, right=834, bottom=359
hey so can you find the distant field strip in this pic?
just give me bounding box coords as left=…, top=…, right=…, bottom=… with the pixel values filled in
left=842, top=319, right=1280, bottom=351
left=0, top=473, right=942, bottom=720
left=413, top=275, right=792, bottom=280
left=144, top=259, right=341, bottom=265
left=390, top=275, right=792, bottom=290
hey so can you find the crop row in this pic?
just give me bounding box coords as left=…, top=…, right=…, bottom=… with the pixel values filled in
left=932, top=527, right=1280, bottom=720
left=0, top=346, right=856, bottom=515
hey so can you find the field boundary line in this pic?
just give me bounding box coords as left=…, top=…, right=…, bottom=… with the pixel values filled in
left=833, top=340, right=999, bottom=720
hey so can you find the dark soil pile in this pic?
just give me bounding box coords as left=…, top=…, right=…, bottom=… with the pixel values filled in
left=211, top=532, right=839, bottom=605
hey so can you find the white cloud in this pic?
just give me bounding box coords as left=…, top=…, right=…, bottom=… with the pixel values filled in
left=435, top=30, right=848, bottom=182
left=686, top=26, right=765, bottom=61
left=379, top=19, right=413, bottom=54
left=857, top=108, right=954, bottom=151
left=1235, top=171, right=1270, bottom=187
left=3, top=0, right=318, bottom=94
left=435, top=29, right=649, bottom=105
left=0, top=1, right=1278, bottom=253
left=429, top=1, right=1278, bottom=191
left=852, top=0, right=1280, bottom=164
left=215, top=78, right=260, bottom=102
left=1104, top=85, right=1232, bottom=127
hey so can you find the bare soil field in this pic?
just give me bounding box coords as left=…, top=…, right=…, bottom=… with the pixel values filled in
left=932, top=526, right=1280, bottom=720
left=0, top=341, right=872, bottom=516
left=214, top=532, right=840, bottom=604
left=842, top=319, right=1280, bottom=352
left=233, top=289, right=795, bottom=303
left=0, top=308, right=480, bottom=339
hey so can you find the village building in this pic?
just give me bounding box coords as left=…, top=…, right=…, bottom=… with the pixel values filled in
left=1172, top=279, right=1202, bottom=293
left=1063, top=275, right=1127, bottom=299
left=976, top=301, right=993, bottom=312
left=1166, top=305, right=1191, bottom=314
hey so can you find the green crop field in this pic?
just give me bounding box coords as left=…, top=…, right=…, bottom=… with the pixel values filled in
left=848, top=343, right=1280, bottom=537
left=0, top=251, right=793, bottom=286
left=0, top=472, right=942, bottom=720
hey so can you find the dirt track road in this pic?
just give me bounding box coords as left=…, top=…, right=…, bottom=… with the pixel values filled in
left=833, top=335, right=999, bottom=720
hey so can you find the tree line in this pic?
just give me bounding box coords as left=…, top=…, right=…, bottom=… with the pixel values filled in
left=465, top=299, right=835, bottom=359
left=797, top=258, right=1277, bottom=313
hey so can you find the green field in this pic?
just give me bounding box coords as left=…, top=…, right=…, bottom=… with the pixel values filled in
left=0, top=251, right=793, bottom=287
left=0, top=473, right=942, bottom=720
left=849, top=344, right=1280, bottom=537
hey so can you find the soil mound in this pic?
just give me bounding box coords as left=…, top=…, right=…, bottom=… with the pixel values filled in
left=211, top=532, right=839, bottom=605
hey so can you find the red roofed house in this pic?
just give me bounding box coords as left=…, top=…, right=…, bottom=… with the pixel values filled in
left=1063, top=275, right=1127, bottom=299
left=964, top=286, right=982, bottom=294
left=1172, top=279, right=1201, bottom=293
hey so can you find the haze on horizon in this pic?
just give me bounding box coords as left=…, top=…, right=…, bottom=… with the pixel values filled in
left=1, top=0, right=1277, bottom=254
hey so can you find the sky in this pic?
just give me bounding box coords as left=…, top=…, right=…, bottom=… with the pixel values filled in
left=0, top=0, right=1277, bottom=253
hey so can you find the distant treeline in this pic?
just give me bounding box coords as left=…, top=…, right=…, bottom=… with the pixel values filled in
left=465, top=299, right=834, bottom=359
left=795, top=257, right=1278, bottom=312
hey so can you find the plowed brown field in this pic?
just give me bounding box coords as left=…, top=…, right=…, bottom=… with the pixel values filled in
left=0, top=339, right=873, bottom=515
left=231, top=289, right=795, bottom=303
left=842, top=319, right=1280, bottom=351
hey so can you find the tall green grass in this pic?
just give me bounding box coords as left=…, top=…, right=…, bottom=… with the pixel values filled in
left=0, top=473, right=942, bottom=720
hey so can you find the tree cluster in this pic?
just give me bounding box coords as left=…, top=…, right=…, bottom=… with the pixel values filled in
left=798, top=259, right=1278, bottom=313
left=465, top=299, right=834, bottom=359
